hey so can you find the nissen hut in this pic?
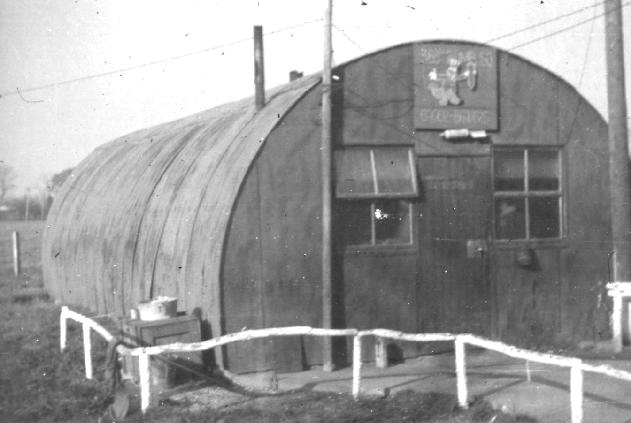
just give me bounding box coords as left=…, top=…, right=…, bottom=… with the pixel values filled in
left=43, top=40, right=612, bottom=373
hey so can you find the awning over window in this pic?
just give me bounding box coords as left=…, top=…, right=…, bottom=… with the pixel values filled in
left=334, top=147, right=418, bottom=198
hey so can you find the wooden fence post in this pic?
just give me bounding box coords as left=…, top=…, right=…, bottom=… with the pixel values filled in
left=60, top=306, right=68, bottom=351
left=82, top=323, right=92, bottom=379
left=525, top=360, right=532, bottom=382
left=352, top=334, right=362, bottom=399
left=570, top=364, right=584, bottom=423
left=455, top=337, right=468, bottom=409
left=139, top=352, right=151, bottom=413
left=12, top=231, right=20, bottom=278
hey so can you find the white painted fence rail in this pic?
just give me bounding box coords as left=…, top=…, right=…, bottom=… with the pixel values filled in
left=59, top=306, right=358, bottom=412
left=59, top=306, right=631, bottom=422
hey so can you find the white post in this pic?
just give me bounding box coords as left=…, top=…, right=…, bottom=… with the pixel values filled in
left=455, top=337, right=468, bottom=409
left=82, top=323, right=92, bottom=379
left=525, top=360, right=532, bottom=382
left=139, top=352, right=151, bottom=413
left=612, top=293, right=623, bottom=352
left=60, top=306, right=68, bottom=352
left=375, top=337, right=387, bottom=368
left=570, top=364, right=584, bottom=423
left=628, top=301, right=631, bottom=346
left=12, top=231, right=20, bottom=277
left=352, top=334, right=362, bottom=399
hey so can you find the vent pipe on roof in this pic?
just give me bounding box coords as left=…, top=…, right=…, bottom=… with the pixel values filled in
left=253, top=25, right=265, bottom=110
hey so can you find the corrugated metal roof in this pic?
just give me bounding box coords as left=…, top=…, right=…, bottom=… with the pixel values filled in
left=42, top=74, right=320, bottom=336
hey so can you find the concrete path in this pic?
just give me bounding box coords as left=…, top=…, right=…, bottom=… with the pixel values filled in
left=231, top=350, right=631, bottom=423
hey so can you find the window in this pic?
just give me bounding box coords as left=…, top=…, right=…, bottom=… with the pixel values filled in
left=334, top=147, right=417, bottom=247
left=334, top=148, right=418, bottom=198
left=337, top=199, right=413, bottom=246
left=493, top=148, right=562, bottom=241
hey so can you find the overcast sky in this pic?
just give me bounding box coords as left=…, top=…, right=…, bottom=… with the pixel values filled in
left=1, top=0, right=630, bottom=194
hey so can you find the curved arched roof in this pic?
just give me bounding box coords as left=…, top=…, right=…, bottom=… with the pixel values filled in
left=42, top=74, right=319, bottom=318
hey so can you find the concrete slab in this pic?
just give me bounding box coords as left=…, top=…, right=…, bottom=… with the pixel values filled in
left=230, top=350, right=631, bottom=422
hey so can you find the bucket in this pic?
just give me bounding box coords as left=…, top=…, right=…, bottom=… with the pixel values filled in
left=137, top=296, right=177, bottom=321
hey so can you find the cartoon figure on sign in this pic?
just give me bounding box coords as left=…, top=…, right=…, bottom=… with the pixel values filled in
left=428, top=58, right=477, bottom=106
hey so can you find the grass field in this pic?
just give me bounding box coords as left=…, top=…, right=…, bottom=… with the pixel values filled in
left=0, top=220, right=45, bottom=286
left=0, top=220, right=112, bottom=423
left=0, top=220, right=536, bottom=422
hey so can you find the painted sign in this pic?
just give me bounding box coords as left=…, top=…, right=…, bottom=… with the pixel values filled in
left=414, top=43, right=498, bottom=130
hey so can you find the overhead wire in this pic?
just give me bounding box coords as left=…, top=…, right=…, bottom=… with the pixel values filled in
left=485, top=0, right=608, bottom=44
left=3, top=1, right=628, bottom=101
left=329, top=1, right=623, bottom=154
left=561, top=0, right=599, bottom=146
left=332, top=0, right=629, bottom=121
left=505, top=0, right=630, bottom=51
left=0, top=18, right=323, bottom=100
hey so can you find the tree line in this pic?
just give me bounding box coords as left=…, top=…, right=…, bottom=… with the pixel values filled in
left=0, top=164, right=73, bottom=221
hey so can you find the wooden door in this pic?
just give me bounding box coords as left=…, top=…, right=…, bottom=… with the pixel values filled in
left=417, top=156, right=493, bottom=336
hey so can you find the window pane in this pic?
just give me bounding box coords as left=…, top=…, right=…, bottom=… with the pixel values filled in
left=529, top=197, right=560, bottom=238
left=495, top=198, right=525, bottom=240
left=373, top=149, right=416, bottom=195
left=334, top=149, right=375, bottom=197
left=336, top=201, right=372, bottom=246
left=529, top=150, right=559, bottom=191
left=494, top=150, right=524, bottom=191
left=375, top=200, right=411, bottom=245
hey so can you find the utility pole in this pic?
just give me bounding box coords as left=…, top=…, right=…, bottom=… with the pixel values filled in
left=604, top=0, right=631, bottom=283
left=321, top=0, right=334, bottom=372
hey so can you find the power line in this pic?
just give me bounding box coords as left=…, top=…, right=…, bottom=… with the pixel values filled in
left=485, top=0, right=607, bottom=44
left=576, top=0, right=599, bottom=89
left=4, top=2, right=628, bottom=102
left=333, top=0, right=629, bottom=100
left=562, top=0, right=598, bottom=146
left=505, top=1, right=630, bottom=51
left=331, top=1, right=620, bottom=154
left=336, top=0, right=629, bottom=56
left=0, top=18, right=322, bottom=100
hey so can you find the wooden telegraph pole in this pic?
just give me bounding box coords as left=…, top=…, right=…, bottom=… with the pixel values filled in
left=604, top=0, right=631, bottom=283
left=321, top=0, right=334, bottom=372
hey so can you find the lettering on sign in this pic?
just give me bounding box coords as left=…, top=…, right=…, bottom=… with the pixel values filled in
left=418, top=108, right=494, bottom=127
left=414, top=43, right=498, bottom=130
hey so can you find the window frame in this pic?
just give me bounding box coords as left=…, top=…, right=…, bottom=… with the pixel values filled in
left=340, top=199, right=415, bottom=248
left=334, top=147, right=419, bottom=199
left=492, top=146, right=564, bottom=243
left=334, top=146, right=418, bottom=250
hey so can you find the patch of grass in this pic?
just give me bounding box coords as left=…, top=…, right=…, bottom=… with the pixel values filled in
left=0, top=294, right=112, bottom=422
left=0, top=220, right=45, bottom=273
left=0, top=220, right=112, bottom=422
left=120, top=390, right=537, bottom=423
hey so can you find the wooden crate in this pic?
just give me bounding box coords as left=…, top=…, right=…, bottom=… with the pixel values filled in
left=119, top=315, right=202, bottom=384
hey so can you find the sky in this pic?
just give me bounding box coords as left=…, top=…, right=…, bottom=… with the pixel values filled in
left=0, top=0, right=630, bottom=195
